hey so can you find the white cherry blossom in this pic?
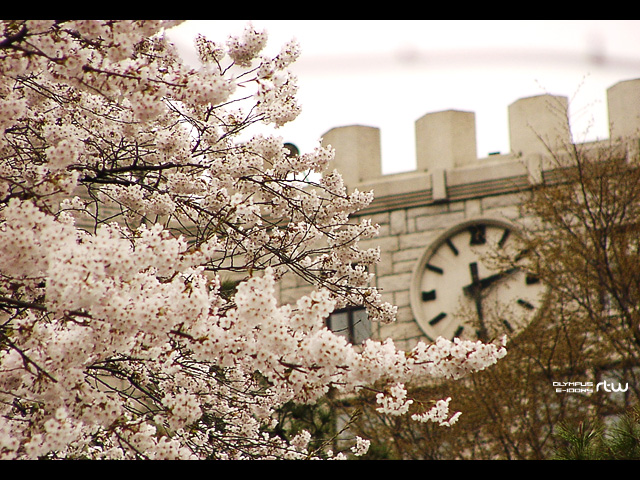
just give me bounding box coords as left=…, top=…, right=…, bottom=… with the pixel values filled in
left=0, top=20, right=508, bottom=460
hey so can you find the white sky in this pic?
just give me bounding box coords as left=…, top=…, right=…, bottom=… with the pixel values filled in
left=166, top=20, right=640, bottom=174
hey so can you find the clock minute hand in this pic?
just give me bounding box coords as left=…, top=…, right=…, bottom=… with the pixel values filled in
left=465, top=264, right=519, bottom=342
left=467, top=262, right=488, bottom=341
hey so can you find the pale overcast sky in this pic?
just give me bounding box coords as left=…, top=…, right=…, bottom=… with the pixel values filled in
left=167, top=20, right=640, bottom=174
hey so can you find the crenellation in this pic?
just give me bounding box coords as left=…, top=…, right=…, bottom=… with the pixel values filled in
left=607, top=78, right=640, bottom=140
left=321, top=78, right=640, bottom=200
left=321, top=125, right=382, bottom=187
left=508, top=94, right=571, bottom=156
left=415, top=110, right=477, bottom=171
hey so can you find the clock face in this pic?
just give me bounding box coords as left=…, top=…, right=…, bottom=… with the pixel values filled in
left=410, top=219, right=547, bottom=342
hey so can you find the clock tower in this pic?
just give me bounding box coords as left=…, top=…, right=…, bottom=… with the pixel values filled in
left=278, top=78, right=640, bottom=351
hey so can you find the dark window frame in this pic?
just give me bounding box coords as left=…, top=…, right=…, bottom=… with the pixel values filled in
left=326, top=305, right=370, bottom=344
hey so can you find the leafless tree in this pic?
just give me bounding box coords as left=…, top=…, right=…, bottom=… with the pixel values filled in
left=346, top=134, right=640, bottom=459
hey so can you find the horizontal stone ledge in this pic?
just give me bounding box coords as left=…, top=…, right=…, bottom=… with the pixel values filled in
left=355, top=174, right=531, bottom=216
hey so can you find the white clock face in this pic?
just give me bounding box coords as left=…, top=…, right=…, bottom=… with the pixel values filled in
left=410, top=219, right=547, bottom=342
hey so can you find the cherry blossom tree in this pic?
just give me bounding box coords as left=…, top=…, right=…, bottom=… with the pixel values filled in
left=0, top=20, right=507, bottom=459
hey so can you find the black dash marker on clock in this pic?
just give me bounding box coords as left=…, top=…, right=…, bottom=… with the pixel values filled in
left=525, top=274, right=540, bottom=285
left=426, top=264, right=443, bottom=275
left=429, top=312, right=447, bottom=326
left=446, top=238, right=459, bottom=256
left=498, top=229, right=511, bottom=248
left=422, top=290, right=436, bottom=301
left=453, top=326, right=464, bottom=338
left=517, top=299, right=535, bottom=310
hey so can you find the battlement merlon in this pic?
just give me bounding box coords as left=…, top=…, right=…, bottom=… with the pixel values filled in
left=321, top=125, right=382, bottom=185
left=608, top=78, right=640, bottom=140
left=320, top=78, right=640, bottom=199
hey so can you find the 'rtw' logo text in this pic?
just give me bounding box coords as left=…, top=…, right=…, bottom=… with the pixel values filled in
left=553, top=381, right=629, bottom=394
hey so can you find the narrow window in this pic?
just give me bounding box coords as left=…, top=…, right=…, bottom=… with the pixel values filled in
left=326, top=306, right=371, bottom=344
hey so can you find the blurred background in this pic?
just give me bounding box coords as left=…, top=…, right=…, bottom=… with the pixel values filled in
left=166, top=20, right=640, bottom=174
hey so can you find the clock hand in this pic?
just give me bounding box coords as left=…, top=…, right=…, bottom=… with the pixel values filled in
left=467, top=262, right=489, bottom=341
left=464, top=265, right=520, bottom=341
left=462, top=267, right=519, bottom=296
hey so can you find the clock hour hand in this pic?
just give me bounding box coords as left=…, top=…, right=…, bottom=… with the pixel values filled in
left=462, top=267, right=518, bottom=296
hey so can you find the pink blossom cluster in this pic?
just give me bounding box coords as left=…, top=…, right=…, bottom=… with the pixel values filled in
left=0, top=20, right=508, bottom=459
